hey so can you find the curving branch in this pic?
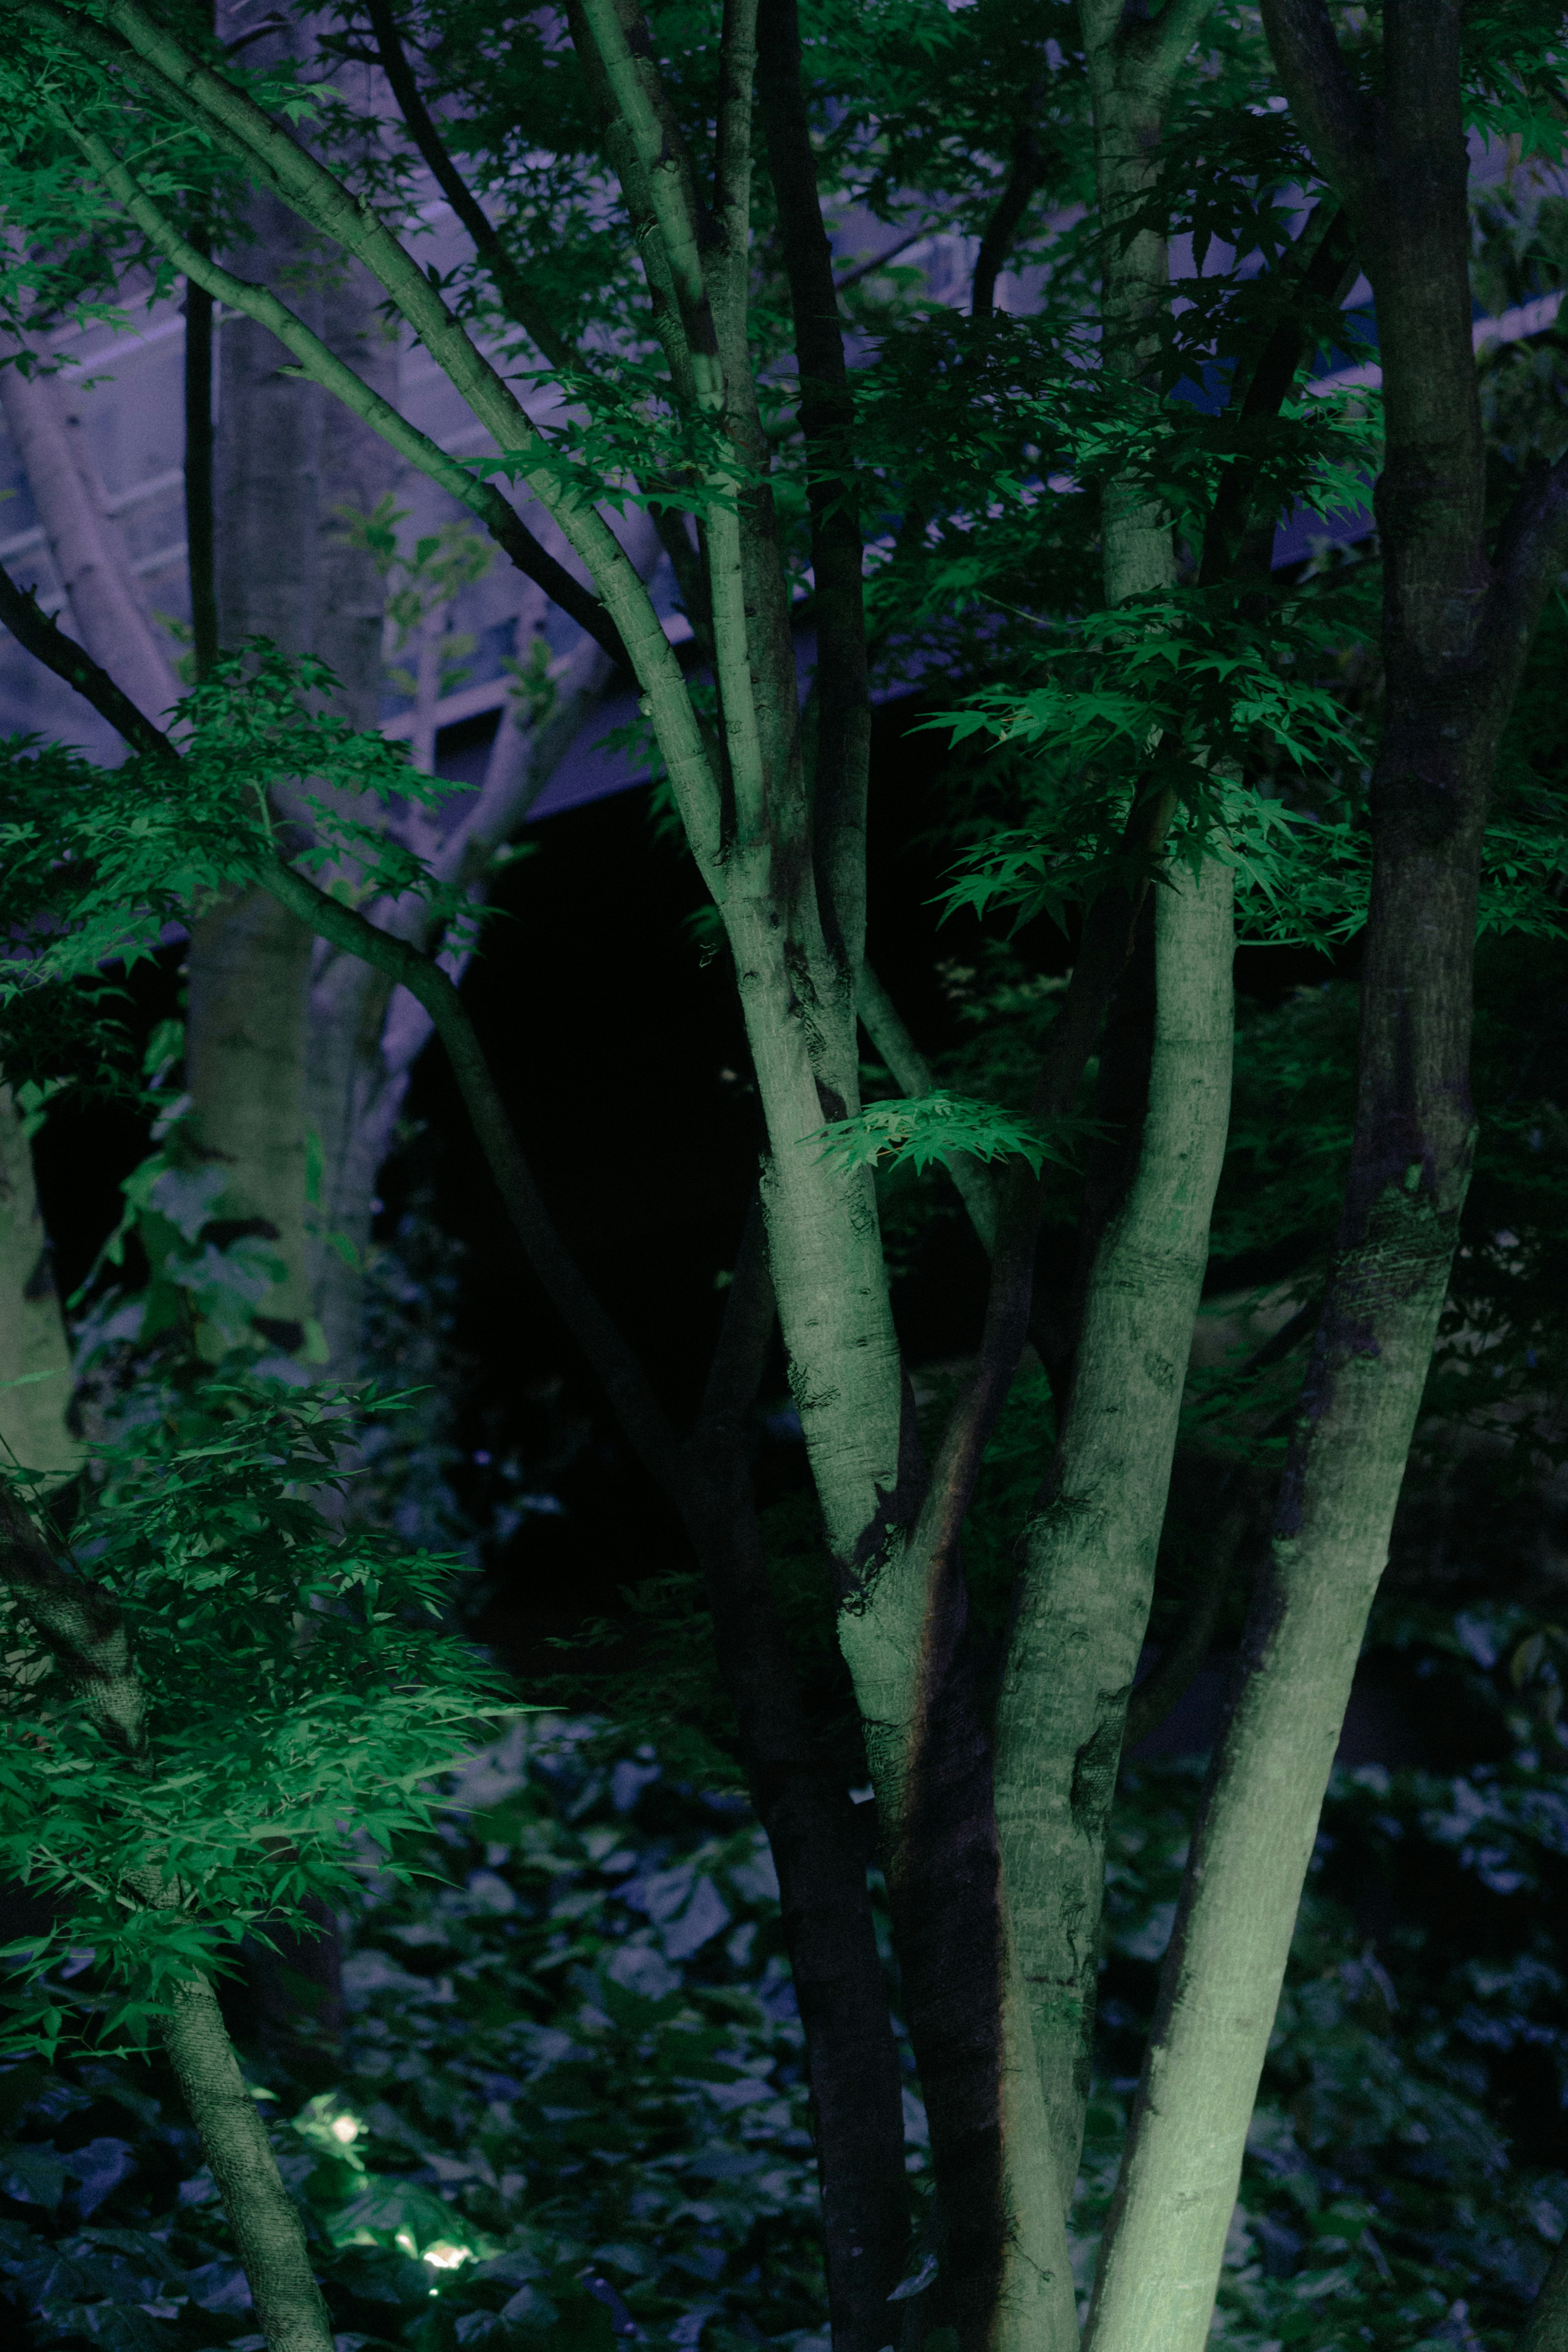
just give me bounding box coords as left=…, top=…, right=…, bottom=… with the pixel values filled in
left=1198, top=200, right=1359, bottom=586
left=1256, top=0, right=1376, bottom=221
left=971, top=116, right=1045, bottom=321
left=363, top=0, right=577, bottom=375
left=856, top=963, right=999, bottom=1255
left=0, top=557, right=171, bottom=758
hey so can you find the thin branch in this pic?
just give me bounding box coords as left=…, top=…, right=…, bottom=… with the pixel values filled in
left=567, top=2, right=769, bottom=836
left=571, top=0, right=723, bottom=405
left=561, top=0, right=699, bottom=404
left=1198, top=201, right=1359, bottom=586
left=1257, top=0, right=1376, bottom=214
left=971, top=117, right=1045, bottom=321
left=363, top=0, right=577, bottom=375
left=758, top=0, right=870, bottom=974
left=711, top=0, right=761, bottom=370
left=833, top=226, right=927, bottom=292
left=364, top=0, right=711, bottom=652
left=0, top=557, right=171, bottom=758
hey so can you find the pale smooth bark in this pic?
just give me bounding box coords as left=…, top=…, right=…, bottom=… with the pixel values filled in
left=0, top=1086, right=81, bottom=1487
left=993, top=855, right=1234, bottom=2223
left=980, top=6, right=1230, bottom=2316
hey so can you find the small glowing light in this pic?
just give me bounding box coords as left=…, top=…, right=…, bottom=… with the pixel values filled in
left=395, top=2230, right=418, bottom=2258
left=422, top=2242, right=472, bottom=2272
left=330, top=2115, right=361, bottom=2146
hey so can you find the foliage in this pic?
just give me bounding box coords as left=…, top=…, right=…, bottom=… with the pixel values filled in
left=0, top=1380, right=506, bottom=2058
left=0, top=645, right=477, bottom=1024
left=808, top=1088, right=1087, bottom=1180
left=8, top=1669, right=1568, bottom=2351
left=332, top=499, right=497, bottom=709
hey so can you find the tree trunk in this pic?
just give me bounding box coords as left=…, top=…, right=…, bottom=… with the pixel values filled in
left=993, top=851, right=1234, bottom=2232
left=161, top=1974, right=335, bottom=2352
left=1082, top=8, right=1568, bottom=2348
left=188, top=99, right=329, bottom=1354
left=0, top=1086, right=80, bottom=1487
left=976, top=11, right=1231, bottom=2331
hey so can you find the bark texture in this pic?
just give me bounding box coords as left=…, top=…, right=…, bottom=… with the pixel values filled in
left=190, top=31, right=330, bottom=1352
left=1082, top=11, right=1568, bottom=2350
left=161, top=1976, right=335, bottom=2352
left=0, top=1487, right=332, bottom=2350
left=967, top=11, right=1232, bottom=2325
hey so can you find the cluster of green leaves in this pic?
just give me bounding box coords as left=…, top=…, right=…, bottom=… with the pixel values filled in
left=808, top=1087, right=1085, bottom=1180
left=0, top=3, right=334, bottom=341
left=333, top=499, right=497, bottom=709
left=0, top=643, right=475, bottom=1044
left=0, top=1719, right=873, bottom=2352
left=0, top=1380, right=506, bottom=2058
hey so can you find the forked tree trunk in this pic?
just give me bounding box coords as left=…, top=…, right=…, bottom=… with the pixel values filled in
left=1082, top=9, right=1568, bottom=2348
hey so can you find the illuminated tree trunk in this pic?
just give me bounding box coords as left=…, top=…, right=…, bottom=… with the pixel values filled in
left=160, top=1976, right=335, bottom=2352
left=1083, top=8, right=1568, bottom=2348
left=982, top=12, right=1232, bottom=2334
left=992, top=855, right=1233, bottom=2251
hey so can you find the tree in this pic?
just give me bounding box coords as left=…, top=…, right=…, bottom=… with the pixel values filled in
left=2, top=3, right=1567, bottom=2349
